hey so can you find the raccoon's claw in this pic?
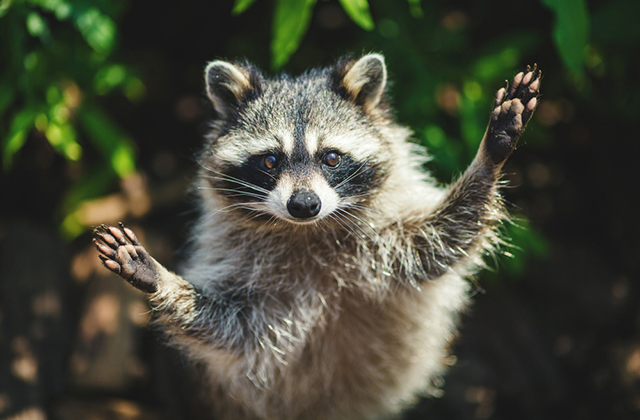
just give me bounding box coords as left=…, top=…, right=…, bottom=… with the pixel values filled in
left=486, top=65, right=541, bottom=165
left=93, top=223, right=158, bottom=293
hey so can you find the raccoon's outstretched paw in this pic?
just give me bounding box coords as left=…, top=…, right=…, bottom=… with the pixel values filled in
left=93, top=223, right=158, bottom=293
left=485, top=65, right=541, bottom=164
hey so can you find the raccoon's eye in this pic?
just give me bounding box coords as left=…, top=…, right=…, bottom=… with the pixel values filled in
left=261, top=154, right=278, bottom=170
left=323, top=151, right=341, bottom=168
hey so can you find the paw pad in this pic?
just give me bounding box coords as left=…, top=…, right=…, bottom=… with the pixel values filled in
left=486, top=65, right=541, bottom=164
left=93, top=223, right=158, bottom=293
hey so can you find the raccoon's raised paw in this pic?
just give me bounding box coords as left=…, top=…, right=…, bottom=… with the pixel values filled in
left=485, top=65, right=541, bottom=164
left=93, top=223, right=158, bottom=293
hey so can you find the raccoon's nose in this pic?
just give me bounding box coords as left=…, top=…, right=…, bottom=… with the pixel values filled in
left=287, top=190, right=322, bottom=219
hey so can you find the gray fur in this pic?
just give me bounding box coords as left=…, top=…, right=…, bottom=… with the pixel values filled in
left=94, top=54, right=541, bottom=420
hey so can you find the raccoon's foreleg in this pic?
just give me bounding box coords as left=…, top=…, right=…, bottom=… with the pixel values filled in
left=93, top=224, right=202, bottom=324
left=414, top=66, right=540, bottom=279
left=94, top=224, right=262, bottom=348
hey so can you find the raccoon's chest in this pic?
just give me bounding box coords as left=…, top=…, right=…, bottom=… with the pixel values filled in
left=198, top=240, right=469, bottom=417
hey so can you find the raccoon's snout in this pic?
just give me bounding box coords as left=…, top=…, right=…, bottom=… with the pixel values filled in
left=287, top=190, right=321, bottom=219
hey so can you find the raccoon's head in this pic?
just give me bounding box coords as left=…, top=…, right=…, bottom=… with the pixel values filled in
left=199, top=54, right=392, bottom=227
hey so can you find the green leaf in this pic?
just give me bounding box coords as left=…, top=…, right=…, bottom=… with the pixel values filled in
left=0, top=82, right=15, bottom=116
left=2, top=108, right=37, bottom=171
left=59, top=164, right=116, bottom=239
left=271, top=0, right=318, bottom=70
left=44, top=121, right=83, bottom=161
left=232, top=0, right=259, bottom=15
left=74, top=7, right=116, bottom=54
left=0, top=0, right=11, bottom=18
left=541, top=0, right=590, bottom=78
left=338, top=0, right=374, bottom=31
left=26, top=11, right=47, bottom=37
left=111, top=141, right=136, bottom=176
left=31, top=0, right=73, bottom=19
left=78, top=106, right=136, bottom=178
left=94, top=64, right=127, bottom=94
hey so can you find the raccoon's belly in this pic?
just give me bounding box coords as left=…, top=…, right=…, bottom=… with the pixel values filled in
left=198, top=272, right=469, bottom=420
left=307, top=272, right=469, bottom=418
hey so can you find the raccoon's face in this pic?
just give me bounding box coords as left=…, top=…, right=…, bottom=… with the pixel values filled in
left=201, top=54, right=390, bottom=226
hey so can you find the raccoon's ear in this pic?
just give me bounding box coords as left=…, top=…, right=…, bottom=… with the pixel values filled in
left=205, top=61, right=262, bottom=119
left=332, top=54, right=387, bottom=112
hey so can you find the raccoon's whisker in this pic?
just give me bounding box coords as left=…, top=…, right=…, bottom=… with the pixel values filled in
left=341, top=206, right=386, bottom=240
left=232, top=207, right=274, bottom=228
left=199, top=165, right=271, bottom=195
left=340, top=216, right=376, bottom=243
left=334, top=160, right=373, bottom=191
left=338, top=161, right=371, bottom=188
left=196, top=201, right=266, bottom=225
left=341, top=199, right=404, bottom=227
left=338, top=202, right=374, bottom=220
left=306, top=222, right=320, bottom=237
left=342, top=204, right=386, bottom=222
left=334, top=208, right=380, bottom=243
left=312, top=218, right=330, bottom=235
left=237, top=205, right=268, bottom=212
left=245, top=210, right=272, bottom=222
left=335, top=165, right=368, bottom=190
left=327, top=212, right=361, bottom=239
left=344, top=190, right=375, bottom=201
left=203, top=178, right=270, bottom=198
left=210, top=202, right=267, bottom=217
left=259, top=214, right=281, bottom=232
left=203, top=174, right=271, bottom=196
left=200, top=186, right=268, bottom=201
left=340, top=201, right=370, bottom=212
left=258, top=169, right=278, bottom=182
left=196, top=160, right=235, bottom=180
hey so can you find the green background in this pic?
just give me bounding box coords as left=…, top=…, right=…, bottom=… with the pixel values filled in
left=1, top=0, right=639, bottom=419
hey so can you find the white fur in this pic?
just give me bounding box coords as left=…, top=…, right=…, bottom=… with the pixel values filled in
left=304, top=130, right=319, bottom=155
left=321, top=132, right=381, bottom=162
left=214, top=134, right=282, bottom=164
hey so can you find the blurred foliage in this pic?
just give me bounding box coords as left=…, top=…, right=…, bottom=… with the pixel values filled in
left=270, top=0, right=320, bottom=70
left=0, top=0, right=139, bottom=239
left=4, top=0, right=633, bottom=277
left=337, top=0, right=375, bottom=31
left=235, top=0, right=379, bottom=69
left=542, top=0, right=590, bottom=81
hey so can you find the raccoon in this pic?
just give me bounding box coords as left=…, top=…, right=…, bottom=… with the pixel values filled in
left=94, top=54, right=540, bottom=420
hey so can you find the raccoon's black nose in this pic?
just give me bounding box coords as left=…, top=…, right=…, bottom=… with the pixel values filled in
left=287, top=190, right=322, bottom=219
